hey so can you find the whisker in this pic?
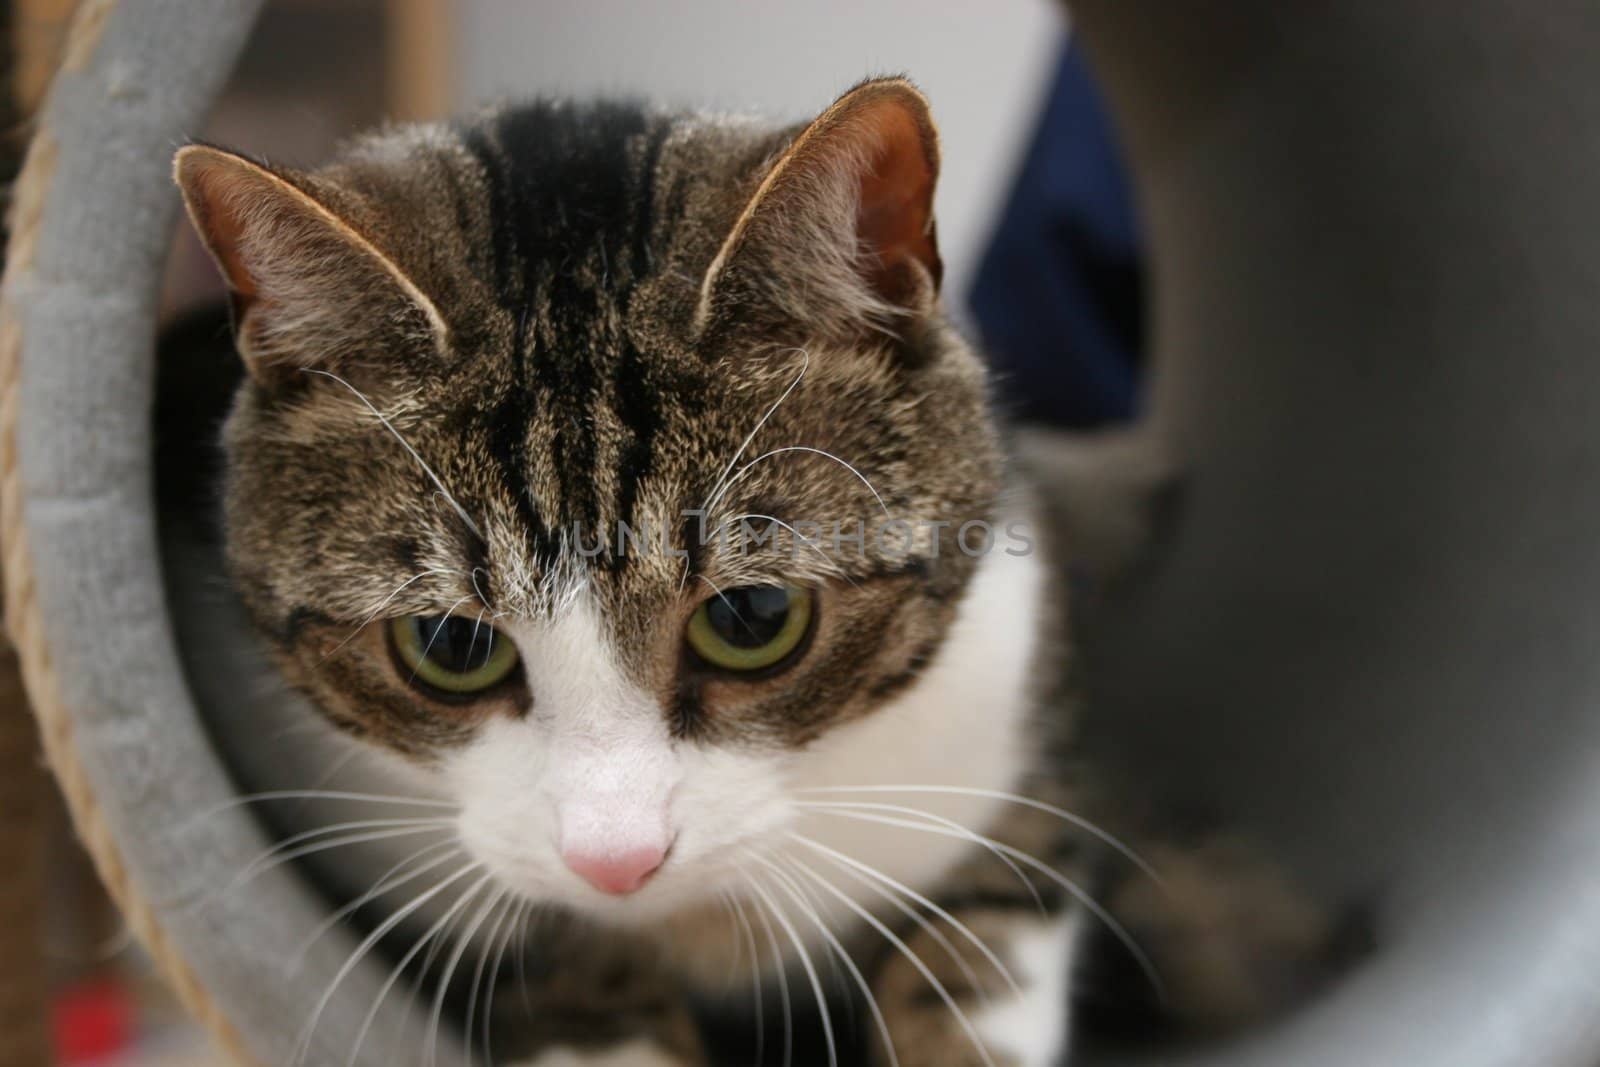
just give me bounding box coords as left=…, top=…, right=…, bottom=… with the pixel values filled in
left=231, top=821, right=455, bottom=891
left=483, top=898, right=530, bottom=1066
left=716, top=890, right=745, bottom=986
left=469, top=566, right=493, bottom=610
left=304, top=368, right=484, bottom=540
left=799, top=785, right=1162, bottom=887
left=709, top=513, right=861, bottom=589
left=343, top=866, right=494, bottom=1067
left=467, top=604, right=490, bottom=669
left=706, top=445, right=892, bottom=521
left=395, top=875, right=476, bottom=1054
left=428, top=884, right=510, bottom=1067
left=788, top=831, right=1020, bottom=1001
left=407, top=594, right=478, bottom=687
left=316, top=568, right=455, bottom=668
left=308, top=745, right=366, bottom=795
left=807, top=807, right=1165, bottom=1003
left=698, top=349, right=810, bottom=517
left=787, top=858, right=999, bottom=1067
left=463, top=891, right=517, bottom=1067
left=759, top=855, right=899, bottom=1067
left=775, top=860, right=852, bottom=1011
left=693, top=573, right=753, bottom=633
left=746, top=871, right=796, bottom=1067
left=233, top=816, right=455, bottom=883
left=291, top=840, right=464, bottom=967
left=515, top=899, right=536, bottom=1017
left=741, top=865, right=837, bottom=1067
left=294, top=861, right=482, bottom=1067
left=727, top=890, right=765, bottom=1067
left=800, top=801, right=1042, bottom=912
left=190, top=789, right=457, bottom=825
left=682, top=349, right=811, bottom=595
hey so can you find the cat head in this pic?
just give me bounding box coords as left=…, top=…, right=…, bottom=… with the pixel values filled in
left=175, top=78, right=1011, bottom=922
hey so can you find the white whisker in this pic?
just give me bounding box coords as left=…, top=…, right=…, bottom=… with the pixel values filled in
left=710, top=512, right=860, bottom=589
left=693, top=572, right=753, bottom=630
left=483, top=898, right=530, bottom=1066
left=799, top=785, right=1162, bottom=887
left=408, top=595, right=478, bottom=686
left=316, top=568, right=456, bottom=668
left=788, top=831, right=1020, bottom=1001
left=747, top=871, right=796, bottom=1067
left=699, top=349, right=810, bottom=517
left=295, top=861, right=481, bottom=1067
left=727, top=890, right=765, bottom=1067
left=787, top=858, right=999, bottom=1067
left=682, top=349, right=810, bottom=594
left=759, top=855, right=899, bottom=1067
left=232, top=820, right=455, bottom=890
left=463, top=891, right=517, bottom=1067
left=742, top=865, right=837, bottom=1067
left=343, top=866, right=493, bottom=1067
left=807, top=807, right=1165, bottom=1003
left=705, top=445, right=892, bottom=520
left=304, top=368, right=484, bottom=540
left=515, top=900, right=536, bottom=1017
left=716, top=890, right=745, bottom=985
left=309, top=745, right=365, bottom=794
left=800, top=801, right=1042, bottom=912
left=428, top=884, right=510, bottom=1067
left=292, top=840, right=463, bottom=967
left=192, top=788, right=457, bottom=825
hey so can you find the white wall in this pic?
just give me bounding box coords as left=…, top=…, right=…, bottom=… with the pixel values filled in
left=454, top=1, right=1065, bottom=315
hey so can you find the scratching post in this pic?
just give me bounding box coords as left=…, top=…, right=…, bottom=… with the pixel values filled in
left=0, top=2, right=469, bottom=1063
left=1073, top=4, right=1600, bottom=1065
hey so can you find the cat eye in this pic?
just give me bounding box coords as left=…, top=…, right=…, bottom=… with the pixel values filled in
left=389, top=614, right=520, bottom=695
left=686, top=585, right=814, bottom=673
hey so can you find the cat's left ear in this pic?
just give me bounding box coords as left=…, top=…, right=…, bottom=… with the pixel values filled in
left=697, top=77, right=941, bottom=340
left=173, top=145, right=447, bottom=388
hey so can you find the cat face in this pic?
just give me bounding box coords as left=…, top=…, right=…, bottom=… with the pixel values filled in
left=176, top=80, right=1007, bottom=921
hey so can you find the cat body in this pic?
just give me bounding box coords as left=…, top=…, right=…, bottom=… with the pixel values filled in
left=164, top=80, right=1324, bottom=1065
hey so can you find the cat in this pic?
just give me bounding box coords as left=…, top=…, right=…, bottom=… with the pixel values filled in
left=160, top=78, right=1337, bottom=1066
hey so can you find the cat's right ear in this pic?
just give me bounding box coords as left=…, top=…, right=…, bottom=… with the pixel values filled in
left=173, top=145, right=447, bottom=388
left=696, top=77, right=942, bottom=345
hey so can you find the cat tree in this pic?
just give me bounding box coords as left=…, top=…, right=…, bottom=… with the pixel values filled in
left=4, top=1, right=1600, bottom=1065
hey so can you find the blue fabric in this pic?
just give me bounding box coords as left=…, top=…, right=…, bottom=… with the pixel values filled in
left=969, top=39, right=1144, bottom=428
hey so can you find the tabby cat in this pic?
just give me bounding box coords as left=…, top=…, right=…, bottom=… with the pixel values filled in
left=161, top=78, right=1331, bottom=1066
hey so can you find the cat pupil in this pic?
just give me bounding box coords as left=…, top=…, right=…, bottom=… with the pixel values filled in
left=416, top=615, right=492, bottom=673
left=706, top=587, right=791, bottom=648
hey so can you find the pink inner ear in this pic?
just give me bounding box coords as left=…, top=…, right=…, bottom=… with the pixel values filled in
left=855, top=105, right=942, bottom=303
left=177, top=154, right=265, bottom=307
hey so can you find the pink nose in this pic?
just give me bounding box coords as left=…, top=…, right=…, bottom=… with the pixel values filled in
left=563, top=845, right=667, bottom=896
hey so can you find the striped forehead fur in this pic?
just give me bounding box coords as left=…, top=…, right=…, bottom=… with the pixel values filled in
left=210, top=87, right=1002, bottom=750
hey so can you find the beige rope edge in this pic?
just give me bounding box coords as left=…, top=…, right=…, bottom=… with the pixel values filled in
left=0, top=3, right=257, bottom=1063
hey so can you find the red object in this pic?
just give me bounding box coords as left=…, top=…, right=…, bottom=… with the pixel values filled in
left=53, top=977, right=133, bottom=1063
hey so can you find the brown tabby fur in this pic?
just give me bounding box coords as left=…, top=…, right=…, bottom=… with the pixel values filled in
left=169, top=78, right=1337, bottom=1064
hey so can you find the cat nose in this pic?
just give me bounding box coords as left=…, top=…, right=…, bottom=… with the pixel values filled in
left=562, top=844, right=668, bottom=895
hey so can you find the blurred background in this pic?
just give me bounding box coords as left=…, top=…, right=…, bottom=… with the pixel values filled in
left=2, top=1, right=1141, bottom=1062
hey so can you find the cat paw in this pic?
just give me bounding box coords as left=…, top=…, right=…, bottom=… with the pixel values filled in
left=1099, top=835, right=1363, bottom=1034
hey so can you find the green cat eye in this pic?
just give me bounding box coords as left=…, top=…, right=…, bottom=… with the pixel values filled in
left=389, top=614, right=519, bottom=694
left=686, top=585, right=814, bottom=673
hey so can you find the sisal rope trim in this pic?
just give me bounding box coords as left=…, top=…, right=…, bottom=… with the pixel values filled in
left=0, top=3, right=259, bottom=1063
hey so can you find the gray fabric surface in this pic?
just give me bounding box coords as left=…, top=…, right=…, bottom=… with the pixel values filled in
left=3, top=2, right=467, bottom=1063
left=1071, top=3, right=1600, bottom=1065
